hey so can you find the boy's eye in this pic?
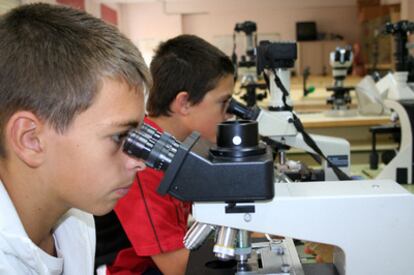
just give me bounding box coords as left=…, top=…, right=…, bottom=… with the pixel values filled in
left=221, top=98, right=231, bottom=108
left=112, top=131, right=128, bottom=145
left=220, top=98, right=229, bottom=105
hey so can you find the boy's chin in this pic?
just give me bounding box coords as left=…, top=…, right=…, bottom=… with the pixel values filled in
left=89, top=203, right=117, bottom=216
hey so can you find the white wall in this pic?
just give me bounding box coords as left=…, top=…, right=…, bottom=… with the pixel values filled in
left=0, top=0, right=20, bottom=14
left=182, top=6, right=359, bottom=53
left=85, top=0, right=103, bottom=18
left=120, top=1, right=182, bottom=64
left=120, top=0, right=360, bottom=62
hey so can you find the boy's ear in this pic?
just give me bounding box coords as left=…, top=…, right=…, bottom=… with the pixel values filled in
left=171, top=91, right=191, bottom=115
left=6, top=111, right=45, bottom=168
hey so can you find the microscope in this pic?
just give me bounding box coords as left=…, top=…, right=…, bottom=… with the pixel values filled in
left=357, top=20, right=414, bottom=183
left=123, top=119, right=278, bottom=273
left=123, top=117, right=414, bottom=275
left=232, top=21, right=267, bottom=107
left=231, top=41, right=351, bottom=182
left=325, top=47, right=356, bottom=117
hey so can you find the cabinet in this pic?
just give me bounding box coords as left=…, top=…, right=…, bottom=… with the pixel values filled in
left=296, top=40, right=349, bottom=76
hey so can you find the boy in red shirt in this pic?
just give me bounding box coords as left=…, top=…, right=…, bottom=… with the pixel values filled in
left=96, top=34, right=235, bottom=275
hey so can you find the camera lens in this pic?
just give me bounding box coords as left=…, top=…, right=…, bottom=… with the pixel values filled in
left=123, top=123, right=180, bottom=171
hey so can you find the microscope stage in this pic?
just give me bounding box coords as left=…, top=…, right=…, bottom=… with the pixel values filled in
left=186, top=237, right=338, bottom=275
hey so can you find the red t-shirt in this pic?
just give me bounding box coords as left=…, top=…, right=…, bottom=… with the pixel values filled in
left=107, top=117, right=192, bottom=274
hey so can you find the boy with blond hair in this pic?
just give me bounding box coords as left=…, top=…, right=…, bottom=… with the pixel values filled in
left=0, top=3, right=150, bottom=274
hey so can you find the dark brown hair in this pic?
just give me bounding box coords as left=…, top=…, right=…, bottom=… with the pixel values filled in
left=0, top=3, right=151, bottom=157
left=147, top=34, right=234, bottom=117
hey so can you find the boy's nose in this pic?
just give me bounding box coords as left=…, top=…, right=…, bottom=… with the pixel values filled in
left=125, top=156, right=146, bottom=172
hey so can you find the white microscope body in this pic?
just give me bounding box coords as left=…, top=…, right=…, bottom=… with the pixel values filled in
left=192, top=179, right=414, bottom=275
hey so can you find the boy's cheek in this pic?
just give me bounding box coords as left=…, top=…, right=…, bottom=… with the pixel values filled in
left=204, top=131, right=218, bottom=144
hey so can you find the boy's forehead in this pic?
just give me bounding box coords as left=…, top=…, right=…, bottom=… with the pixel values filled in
left=74, top=78, right=144, bottom=129
left=97, top=77, right=144, bottom=105
left=209, top=75, right=235, bottom=96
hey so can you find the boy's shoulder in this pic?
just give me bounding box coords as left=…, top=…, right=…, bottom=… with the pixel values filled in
left=54, top=208, right=96, bottom=274
left=0, top=182, right=95, bottom=274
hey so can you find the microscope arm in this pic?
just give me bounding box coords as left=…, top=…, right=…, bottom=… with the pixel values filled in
left=376, top=99, right=413, bottom=183
left=256, top=109, right=351, bottom=180
left=192, top=180, right=414, bottom=275
left=370, top=69, right=414, bottom=183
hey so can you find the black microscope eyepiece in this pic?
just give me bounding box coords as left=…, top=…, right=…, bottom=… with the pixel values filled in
left=123, top=123, right=180, bottom=171
left=226, top=98, right=260, bottom=120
